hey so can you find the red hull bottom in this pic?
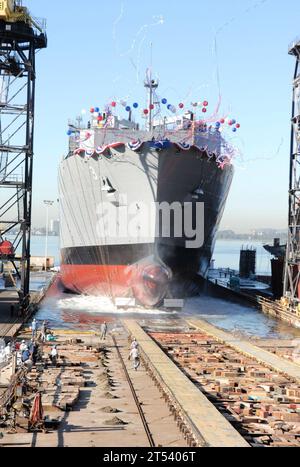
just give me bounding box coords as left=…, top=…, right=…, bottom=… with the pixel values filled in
left=60, top=263, right=171, bottom=307
left=60, top=265, right=133, bottom=297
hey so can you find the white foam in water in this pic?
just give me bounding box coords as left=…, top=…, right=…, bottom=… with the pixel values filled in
left=57, top=295, right=178, bottom=316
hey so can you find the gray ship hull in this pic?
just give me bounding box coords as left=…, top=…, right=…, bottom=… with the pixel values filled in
left=59, top=135, right=233, bottom=306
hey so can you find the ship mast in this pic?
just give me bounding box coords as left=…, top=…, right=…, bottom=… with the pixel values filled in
left=144, top=69, right=158, bottom=132
left=283, top=38, right=300, bottom=305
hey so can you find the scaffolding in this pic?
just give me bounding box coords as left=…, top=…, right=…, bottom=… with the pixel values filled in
left=283, top=39, right=300, bottom=305
left=0, top=3, right=47, bottom=310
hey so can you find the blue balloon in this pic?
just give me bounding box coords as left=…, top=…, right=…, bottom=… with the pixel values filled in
left=133, top=103, right=139, bottom=109
left=167, top=104, right=172, bottom=110
left=215, top=122, right=221, bottom=128
left=67, top=129, right=73, bottom=136
left=231, top=119, right=236, bottom=125
left=95, top=107, right=100, bottom=113
left=232, top=128, right=237, bottom=132
left=126, top=106, right=131, bottom=112
left=162, top=98, right=168, bottom=105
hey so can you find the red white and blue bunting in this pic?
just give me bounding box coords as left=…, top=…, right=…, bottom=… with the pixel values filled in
left=175, top=142, right=191, bottom=151
left=127, top=139, right=143, bottom=151
left=94, top=142, right=124, bottom=155
left=73, top=140, right=233, bottom=170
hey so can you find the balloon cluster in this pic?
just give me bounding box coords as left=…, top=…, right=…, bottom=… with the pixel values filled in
left=69, top=99, right=241, bottom=137
left=160, top=98, right=174, bottom=114
left=214, top=118, right=241, bottom=133
left=89, top=107, right=107, bottom=123
left=103, top=99, right=188, bottom=117
left=190, top=100, right=209, bottom=113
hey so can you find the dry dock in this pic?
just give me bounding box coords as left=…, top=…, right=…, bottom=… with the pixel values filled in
left=149, top=321, right=300, bottom=447
left=0, top=326, right=189, bottom=448
left=123, top=320, right=249, bottom=447
left=1, top=316, right=300, bottom=448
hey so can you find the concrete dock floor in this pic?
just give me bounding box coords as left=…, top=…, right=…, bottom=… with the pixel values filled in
left=0, top=328, right=188, bottom=448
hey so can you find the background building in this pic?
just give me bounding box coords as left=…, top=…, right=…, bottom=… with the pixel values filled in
left=50, top=220, right=60, bottom=236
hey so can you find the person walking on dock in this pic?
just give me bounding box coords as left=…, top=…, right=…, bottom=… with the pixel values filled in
left=49, top=346, right=58, bottom=366
left=100, top=322, right=108, bottom=341
left=130, top=338, right=139, bottom=351
left=129, top=347, right=140, bottom=371
left=21, top=348, right=33, bottom=370
left=31, top=319, right=37, bottom=339
left=40, top=321, right=47, bottom=342
left=4, top=342, right=11, bottom=363
left=29, top=340, right=38, bottom=365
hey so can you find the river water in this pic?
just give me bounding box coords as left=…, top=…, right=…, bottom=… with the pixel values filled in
left=28, top=236, right=272, bottom=275
left=27, top=236, right=300, bottom=340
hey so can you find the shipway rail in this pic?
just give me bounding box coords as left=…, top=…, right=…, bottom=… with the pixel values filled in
left=0, top=328, right=189, bottom=448
left=112, top=335, right=155, bottom=447
left=123, top=320, right=249, bottom=448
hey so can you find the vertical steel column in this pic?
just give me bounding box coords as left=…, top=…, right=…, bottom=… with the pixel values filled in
left=20, top=40, right=35, bottom=308
left=0, top=19, right=46, bottom=312
left=284, top=40, right=300, bottom=305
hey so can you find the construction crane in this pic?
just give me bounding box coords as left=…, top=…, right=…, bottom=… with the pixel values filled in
left=0, top=0, right=45, bottom=33
left=283, top=38, right=300, bottom=310
left=0, top=0, right=47, bottom=311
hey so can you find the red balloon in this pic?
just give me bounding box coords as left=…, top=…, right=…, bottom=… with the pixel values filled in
left=202, top=108, right=207, bottom=113
left=111, top=101, right=117, bottom=108
left=90, top=107, right=95, bottom=113
left=228, top=120, right=233, bottom=125
left=220, top=118, right=225, bottom=124
left=149, top=104, right=155, bottom=110
left=179, top=103, right=184, bottom=109
left=144, top=109, right=149, bottom=115
left=203, top=101, right=209, bottom=107
left=97, top=116, right=103, bottom=122
left=236, top=123, right=240, bottom=128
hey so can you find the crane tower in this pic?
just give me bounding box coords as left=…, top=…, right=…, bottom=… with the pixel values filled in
left=0, top=1, right=47, bottom=310
left=284, top=39, right=300, bottom=306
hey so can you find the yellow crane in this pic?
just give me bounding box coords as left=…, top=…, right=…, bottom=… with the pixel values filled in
left=0, top=0, right=44, bottom=33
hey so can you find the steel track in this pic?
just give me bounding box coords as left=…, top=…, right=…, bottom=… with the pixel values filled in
left=112, top=335, right=155, bottom=448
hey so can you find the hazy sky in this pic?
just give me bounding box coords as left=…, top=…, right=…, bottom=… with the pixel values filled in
left=27, top=0, right=300, bottom=233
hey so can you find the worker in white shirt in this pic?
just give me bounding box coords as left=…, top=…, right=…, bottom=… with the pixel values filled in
left=130, top=338, right=139, bottom=350
left=49, top=346, right=58, bottom=366
left=129, top=347, right=140, bottom=371
left=4, top=343, right=11, bottom=362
